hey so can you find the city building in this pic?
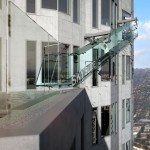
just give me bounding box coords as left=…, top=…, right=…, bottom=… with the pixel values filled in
left=0, top=0, right=137, bottom=150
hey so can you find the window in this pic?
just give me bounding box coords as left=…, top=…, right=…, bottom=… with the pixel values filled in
left=59, top=0, right=70, bottom=14
left=111, top=102, right=117, bottom=135
left=92, top=48, right=98, bottom=86
left=92, top=0, right=98, bottom=28
left=100, top=58, right=111, bottom=81
left=111, top=103, right=115, bottom=134
left=112, top=56, right=117, bottom=83
left=92, top=108, right=98, bottom=144
left=0, top=0, right=2, bottom=9
left=126, top=99, right=130, bottom=123
left=101, top=106, right=110, bottom=136
left=26, top=41, right=36, bottom=89
left=126, top=56, right=130, bottom=80
left=111, top=1, right=117, bottom=28
left=73, top=46, right=79, bottom=74
left=73, top=0, right=80, bottom=23
left=122, top=143, right=125, bottom=150
left=0, top=38, right=1, bottom=91
left=26, top=0, right=35, bottom=13
left=126, top=140, right=130, bottom=150
left=101, top=0, right=110, bottom=26
left=122, top=99, right=125, bottom=128
left=42, top=0, right=57, bottom=10
left=115, top=102, right=117, bottom=133
left=122, top=55, right=125, bottom=84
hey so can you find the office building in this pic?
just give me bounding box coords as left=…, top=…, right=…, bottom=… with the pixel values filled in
left=0, top=0, right=137, bottom=149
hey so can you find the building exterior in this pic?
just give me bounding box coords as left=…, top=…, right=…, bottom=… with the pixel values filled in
left=0, top=0, right=137, bottom=150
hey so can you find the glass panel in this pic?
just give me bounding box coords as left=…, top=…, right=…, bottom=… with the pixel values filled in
left=0, top=0, right=2, bottom=9
left=122, top=55, right=125, bottom=84
left=73, top=46, right=79, bottom=74
left=92, top=48, right=98, bottom=86
left=101, top=0, right=110, bottom=26
left=122, top=99, right=125, bottom=128
left=126, top=140, right=130, bottom=150
left=101, top=106, right=110, bottom=136
left=111, top=1, right=114, bottom=28
left=41, top=42, right=58, bottom=85
left=100, top=58, right=111, bottom=81
left=42, top=0, right=57, bottom=10
left=73, top=0, right=80, bottom=23
left=0, top=38, right=1, bottom=91
left=92, top=0, right=98, bottom=28
left=27, top=41, right=36, bottom=89
left=122, top=143, right=125, bottom=150
left=26, top=0, right=35, bottom=13
left=126, top=56, right=130, bottom=80
left=111, top=102, right=117, bottom=134
left=7, top=2, right=58, bottom=114
left=115, top=102, right=117, bottom=133
left=59, top=43, right=71, bottom=85
left=92, top=108, right=98, bottom=144
left=126, top=99, right=130, bottom=123
left=59, top=0, right=69, bottom=14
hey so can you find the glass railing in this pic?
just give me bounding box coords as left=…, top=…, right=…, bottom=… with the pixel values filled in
left=70, top=20, right=138, bottom=85
left=0, top=2, right=138, bottom=118
left=36, top=19, right=138, bottom=87
left=0, top=2, right=59, bottom=117
left=36, top=43, right=72, bottom=88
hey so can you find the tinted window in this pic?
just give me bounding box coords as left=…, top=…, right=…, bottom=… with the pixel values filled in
left=101, top=0, right=110, bottom=25
left=0, top=38, right=1, bottom=91
left=27, top=0, right=35, bottom=13
left=42, top=0, right=57, bottom=10
left=101, top=106, right=110, bottom=136
left=126, top=56, right=130, bottom=80
left=92, top=0, right=98, bottom=28
left=0, top=0, right=2, bottom=9
left=73, top=0, right=80, bottom=23
left=59, top=0, right=69, bottom=14
left=27, top=41, right=36, bottom=89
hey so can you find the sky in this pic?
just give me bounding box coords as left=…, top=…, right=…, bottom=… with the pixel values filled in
left=134, top=0, right=150, bottom=68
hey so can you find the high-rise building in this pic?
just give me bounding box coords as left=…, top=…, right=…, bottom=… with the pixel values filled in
left=0, top=0, right=137, bottom=150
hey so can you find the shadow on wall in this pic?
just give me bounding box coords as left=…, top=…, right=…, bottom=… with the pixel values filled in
left=40, top=89, right=109, bottom=150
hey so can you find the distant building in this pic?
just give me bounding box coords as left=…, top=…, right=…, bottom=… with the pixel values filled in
left=133, top=126, right=142, bottom=139
left=0, top=0, right=137, bottom=150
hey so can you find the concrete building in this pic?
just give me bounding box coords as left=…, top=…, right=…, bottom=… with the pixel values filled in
left=0, top=0, right=137, bottom=150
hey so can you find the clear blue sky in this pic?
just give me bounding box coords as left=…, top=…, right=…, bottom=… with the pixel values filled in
left=134, top=0, right=150, bottom=68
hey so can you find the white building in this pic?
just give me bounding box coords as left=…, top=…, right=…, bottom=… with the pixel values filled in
left=0, top=0, right=137, bottom=150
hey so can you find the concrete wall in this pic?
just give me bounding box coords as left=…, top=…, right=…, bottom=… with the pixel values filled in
left=0, top=0, right=134, bottom=149
left=118, top=44, right=133, bottom=150
left=0, top=0, right=7, bottom=92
